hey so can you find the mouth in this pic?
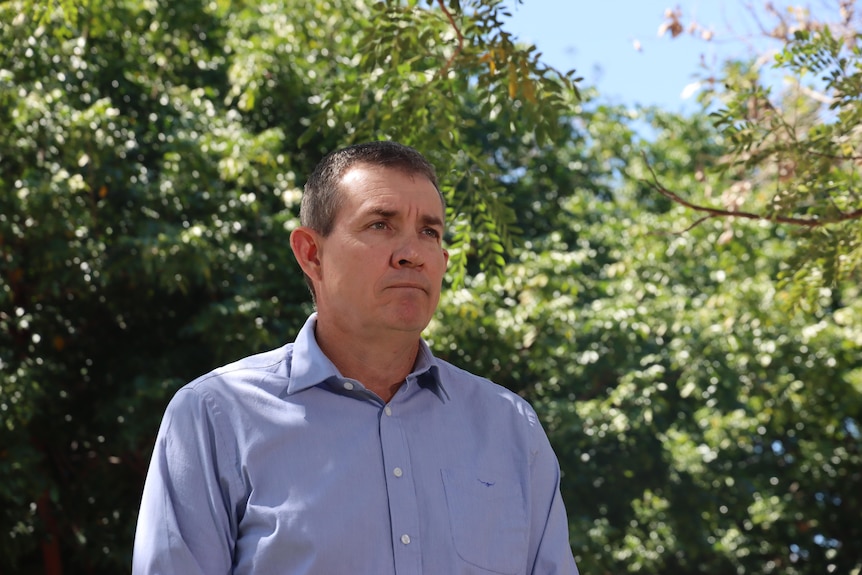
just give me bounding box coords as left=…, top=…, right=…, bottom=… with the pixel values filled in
left=388, top=283, right=428, bottom=293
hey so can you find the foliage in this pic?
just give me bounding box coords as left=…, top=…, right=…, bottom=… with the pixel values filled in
left=655, top=1, right=862, bottom=302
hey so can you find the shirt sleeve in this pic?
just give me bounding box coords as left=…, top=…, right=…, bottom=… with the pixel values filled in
left=527, top=411, right=580, bottom=575
left=132, top=387, right=242, bottom=575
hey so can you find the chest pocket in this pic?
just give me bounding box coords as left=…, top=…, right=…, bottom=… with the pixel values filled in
left=441, top=468, right=529, bottom=574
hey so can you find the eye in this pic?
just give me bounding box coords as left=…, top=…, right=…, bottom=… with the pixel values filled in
left=422, top=227, right=441, bottom=239
left=370, top=221, right=390, bottom=230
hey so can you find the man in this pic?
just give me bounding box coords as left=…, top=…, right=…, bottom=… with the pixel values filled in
left=133, top=141, right=578, bottom=574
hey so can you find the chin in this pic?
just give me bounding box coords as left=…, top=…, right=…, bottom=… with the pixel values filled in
left=385, top=312, right=432, bottom=334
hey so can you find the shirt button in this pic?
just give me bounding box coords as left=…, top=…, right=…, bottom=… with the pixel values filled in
left=384, top=406, right=392, bottom=416
left=401, top=534, right=411, bottom=545
left=393, top=467, right=403, bottom=478
left=343, top=382, right=354, bottom=391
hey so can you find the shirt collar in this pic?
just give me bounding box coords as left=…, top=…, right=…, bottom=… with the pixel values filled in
left=286, top=313, right=447, bottom=401
left=413, top=337, right=448, bottom=402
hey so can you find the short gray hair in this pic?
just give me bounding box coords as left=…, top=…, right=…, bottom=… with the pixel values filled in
left=301, top=141, right=444, bottom=236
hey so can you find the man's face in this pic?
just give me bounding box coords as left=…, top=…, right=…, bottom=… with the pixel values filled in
left=312, top=163, right=449, bottom=339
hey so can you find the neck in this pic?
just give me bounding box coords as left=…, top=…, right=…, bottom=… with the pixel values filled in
left=314, top=320, right=421, bottom=403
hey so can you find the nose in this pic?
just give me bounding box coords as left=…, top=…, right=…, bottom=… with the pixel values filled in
left=392, top=234, right=423, bottom=269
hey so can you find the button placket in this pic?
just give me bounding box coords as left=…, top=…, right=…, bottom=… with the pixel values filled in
left=379, top=401, right=421, bottom=572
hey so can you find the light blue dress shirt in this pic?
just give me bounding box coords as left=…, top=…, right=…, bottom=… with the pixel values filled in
left=133, top=314, right=578, bottom=574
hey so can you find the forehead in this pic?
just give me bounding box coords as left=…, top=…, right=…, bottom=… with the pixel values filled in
left=338, top=164, right=444, bottom=214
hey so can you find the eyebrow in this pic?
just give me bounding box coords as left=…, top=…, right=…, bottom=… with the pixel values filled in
left=367, top=207, right=445, bottom=228
left=421, top=214, right=445, bottom=228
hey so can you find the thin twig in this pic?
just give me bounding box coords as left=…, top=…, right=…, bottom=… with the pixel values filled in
left=650, top=214, right=716, bottom=236
left=679, top=215, right=715, bottom=233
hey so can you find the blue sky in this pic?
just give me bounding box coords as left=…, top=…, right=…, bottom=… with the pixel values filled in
left=503, top=0, right=772, bottom=112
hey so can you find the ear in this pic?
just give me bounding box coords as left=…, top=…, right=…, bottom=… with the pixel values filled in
left=290, top=226, right=324, bottom=282
left=442, top=248, right=449, bottom=268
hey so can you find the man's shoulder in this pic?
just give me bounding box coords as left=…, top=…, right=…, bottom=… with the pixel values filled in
left=432, top=357, right=538, bottom=419
left=182, top=343, right=294, bottom=397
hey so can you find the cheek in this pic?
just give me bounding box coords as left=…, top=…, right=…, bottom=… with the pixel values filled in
left=432, top=248, right=449, bottom=271
left=336, top=252, right=386, bottom=282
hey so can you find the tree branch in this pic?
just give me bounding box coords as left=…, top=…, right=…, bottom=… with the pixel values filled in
left=802, top=149, right=862, bottom=162
left=436, top=0, right=464, bottom=79
left=642, top=154, right=862, bottom=229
